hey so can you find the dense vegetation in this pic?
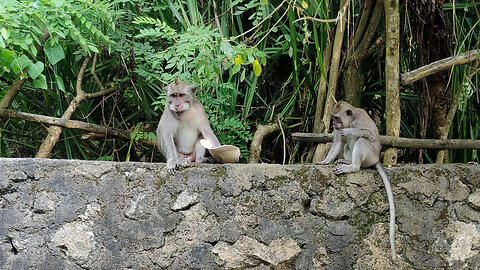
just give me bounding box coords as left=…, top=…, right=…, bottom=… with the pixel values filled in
left=0, top=0, right=478, bottom=164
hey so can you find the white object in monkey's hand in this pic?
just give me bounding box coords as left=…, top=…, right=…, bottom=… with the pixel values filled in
left=200, top=139, right=240, bottom=163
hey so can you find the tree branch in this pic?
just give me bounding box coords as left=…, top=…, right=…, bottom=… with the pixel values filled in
left=401, top=49, right=480, bottom=85
left=36, top=55, right=120, bottom=158
left=0, top=79, right=26, bottom=110
left=0, top=109, right=154, bottom=146
left=248, top=123, right=281, bottom=163
left=91, top=53, right=105, bottom=92
left=212, top=0, right=224, bottom=37
left=293, top=133, right=480, bottom=150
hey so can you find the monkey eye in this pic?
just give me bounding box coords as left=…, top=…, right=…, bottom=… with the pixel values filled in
left=346, top=110, right=352, bottom=116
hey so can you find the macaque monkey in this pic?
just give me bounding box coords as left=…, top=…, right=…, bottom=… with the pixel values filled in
left=317, top=101, right=397, bottom=260
left=156, top=79, right=220, bottom=175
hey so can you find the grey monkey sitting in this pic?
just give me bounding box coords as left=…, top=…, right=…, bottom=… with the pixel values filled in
left=317, top=101, right=397, bottom=260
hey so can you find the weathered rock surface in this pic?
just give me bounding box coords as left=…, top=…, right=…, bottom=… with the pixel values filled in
left=1, top=158, right=480, bottom=269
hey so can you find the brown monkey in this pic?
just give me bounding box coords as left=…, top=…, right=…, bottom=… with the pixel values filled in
left=317, top=101, right=397, bottom=260
left=156, top=79, right=220, bottom=175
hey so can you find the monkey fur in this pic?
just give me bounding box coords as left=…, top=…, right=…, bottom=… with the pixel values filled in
left=317, top=101, right=397, bottom=260
left=156, top=79, right=220, bottom=175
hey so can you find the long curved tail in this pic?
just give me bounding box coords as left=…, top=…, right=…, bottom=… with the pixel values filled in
left=375, top=162, right=397, bottom=260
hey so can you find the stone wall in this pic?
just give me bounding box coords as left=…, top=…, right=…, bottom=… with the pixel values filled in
left=0, top=158, right=480, bottom=269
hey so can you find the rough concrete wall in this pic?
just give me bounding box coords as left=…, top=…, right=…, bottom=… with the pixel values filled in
left=0, top=158, right=480, bottom=269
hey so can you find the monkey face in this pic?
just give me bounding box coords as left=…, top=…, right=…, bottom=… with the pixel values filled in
left=168, top=92, right=191, bottom=114
left=166, top=79, right=195, bottom=115
left=333, top=116, right=343, bottom=130
left=331, top=101, right=354, bottom=129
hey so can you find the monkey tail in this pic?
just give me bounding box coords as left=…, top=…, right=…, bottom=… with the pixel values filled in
left=375, top=162, right=397, bottom=260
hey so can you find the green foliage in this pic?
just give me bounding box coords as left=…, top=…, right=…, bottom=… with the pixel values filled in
left=127, top=122, right=155, bottom=162
left=0, top=0, right=478, bottom=165
left=133, top=16, right=266, bottom=86
left=198, top=94, right=252, bottom=161
left=0, top=0, right=118, bottom=160
left=0, top=0, right=115, bottom=82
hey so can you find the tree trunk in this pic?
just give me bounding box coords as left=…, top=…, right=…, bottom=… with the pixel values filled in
left=422, top=1, right=450, bottom=163
left=312, top=0, right=348, bottom=162
left=407, top=0, right=450, bottom=164
left=311, top=33, right=333, bottom=163
left=383, top=0, right=401, bottom=165
left=343, top=0, right=384, bottom=107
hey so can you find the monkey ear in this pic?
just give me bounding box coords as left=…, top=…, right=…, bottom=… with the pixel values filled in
left=190, top=85, right=197, bottom=93
left=346, top=109, right=353, bottom=116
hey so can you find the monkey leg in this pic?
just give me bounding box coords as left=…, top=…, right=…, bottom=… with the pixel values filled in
left=333, top=138, right=377, bottom=175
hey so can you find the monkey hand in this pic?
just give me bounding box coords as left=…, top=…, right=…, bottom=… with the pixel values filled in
left=339, top=128, right=355, bottom=137
left=315, top=159, right=330, bottom=165
left=166, top=157, right=189, bottom=175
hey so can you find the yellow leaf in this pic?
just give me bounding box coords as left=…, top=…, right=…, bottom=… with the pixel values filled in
left=302, top=1, right=308, bottom=9
left=253, top=59, right=262, bottom=77
left=234, top=54, right=244, bottom=66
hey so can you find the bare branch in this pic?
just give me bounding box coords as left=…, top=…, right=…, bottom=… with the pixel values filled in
left=293, top=133, right=480, bottom=150
left=91, top=53, right=106, bottom=92
left=212, top=0, right=224, bottom=37
left=0, top=109, right=155, bottom=146
left=248, top=123, right=281, bottom=163
left=401, top=49, right=480, bottom=85
left=293, top=1, right=351, bottom=24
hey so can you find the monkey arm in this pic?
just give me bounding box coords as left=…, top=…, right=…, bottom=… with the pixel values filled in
left=340, top=128, right=375, bottom=141
left=317, top=131, right=344, bottom=165
left=199, top=125, right=221, bottom=148
left=160, top=132, right=178, bottom=160
left=159, top=130, right=189, bottom=175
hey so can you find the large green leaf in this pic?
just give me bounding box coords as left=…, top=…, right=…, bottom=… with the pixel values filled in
left=11, top=54, right=31, bottom=73
left=220, top=41, right=234, bottom=58
left=44, top=44, right=65, bottom=65
left=55, top=75, right=66, bottom=92
left=27, top=61, right=44, bottom=79
left=1, top=27, right=9, bottom=40
left=33, top=74, right=47, bottom=89
left=0, top=49, right=14, bottom=66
